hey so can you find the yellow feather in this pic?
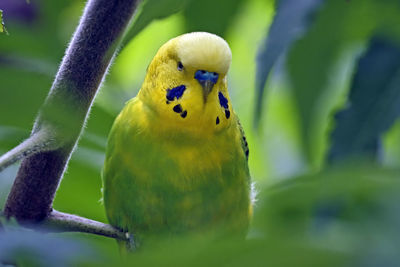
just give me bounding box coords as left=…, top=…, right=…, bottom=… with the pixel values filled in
left=102, top=32, right=252, bottom=247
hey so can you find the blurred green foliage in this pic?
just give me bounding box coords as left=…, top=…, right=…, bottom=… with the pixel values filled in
left=329, top=37, right=400, bottom=163
left=255, top=0, right=323, bottom=125
left=122, top=0, right=189, bottom=48
left=183, top=0, right=244, bottom=36
left=0, top=223, right=97, bottom=267
left=1, top=0, right=400, bottom=266
left=0, top=10, right=7, bottom=34
left=287, top=0, right=400, bottom=168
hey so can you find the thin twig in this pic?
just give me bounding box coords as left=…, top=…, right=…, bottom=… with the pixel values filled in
left=0, top=128, right=57, bottom=172
left=0, top=209, right=127, bottom=241
left=43, top=210, right=127, bottom=241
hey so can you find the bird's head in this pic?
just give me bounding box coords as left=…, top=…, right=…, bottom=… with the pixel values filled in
left=139, top=32, right=234, bottom=137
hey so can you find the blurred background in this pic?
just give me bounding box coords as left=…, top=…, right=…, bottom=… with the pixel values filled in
left=1, top=0, right=400, bottom=265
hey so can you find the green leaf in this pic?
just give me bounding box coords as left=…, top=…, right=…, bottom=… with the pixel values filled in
left=182, top=0, right=244, bottom=37
left=122, top=0, right=190, bottom=47
left=0, top=9, right=8, bottom=35
left=328, top=37, right=400, bottom=163
left=254, top=163, right=400, bottom=265
left=0, top=228, right=98, bottom=266
left=254, top=0, right=324, bottom=126
left=286, top=0, right=400, bottom=168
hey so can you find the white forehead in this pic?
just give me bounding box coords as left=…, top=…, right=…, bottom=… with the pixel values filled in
left=176, top=32, right=232, bottom=75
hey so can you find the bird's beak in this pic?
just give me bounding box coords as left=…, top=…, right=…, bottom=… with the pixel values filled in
left=194, top=70, right=219, bottom=102
left=202, top=80, right=214, bottom=96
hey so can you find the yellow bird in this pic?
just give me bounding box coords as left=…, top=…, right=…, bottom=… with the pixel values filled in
left=102, top=32, right=252, bottom=248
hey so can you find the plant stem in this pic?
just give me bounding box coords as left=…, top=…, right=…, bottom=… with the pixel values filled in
left=44, top=210, right=127, bottom=241
left=4, top=0, right=140, bottom=222
left=0, top=128, right=56, bottom=172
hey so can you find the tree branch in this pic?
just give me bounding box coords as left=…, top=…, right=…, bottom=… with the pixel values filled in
left=43, top=210, right=128, bottom=241
left=0, top=209, right=127, bottom=241
left=0, top=127, right=57, bottom=172
left=4, top=0, right=141, bottom=222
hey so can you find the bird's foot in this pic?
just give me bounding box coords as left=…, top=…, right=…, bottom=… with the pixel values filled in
left=125, top=232, right=138, bottom=251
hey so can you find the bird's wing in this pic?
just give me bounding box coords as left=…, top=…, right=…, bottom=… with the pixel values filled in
left=237, top=119, right=249, bottom=161
left=236, top=117, right=256, bottom=211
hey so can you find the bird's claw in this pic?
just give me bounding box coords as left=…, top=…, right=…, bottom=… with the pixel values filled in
left=125, top=232, right=138, bottom=251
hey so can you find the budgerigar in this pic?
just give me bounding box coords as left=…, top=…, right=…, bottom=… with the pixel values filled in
left=102, top=32, right=252, bottom=248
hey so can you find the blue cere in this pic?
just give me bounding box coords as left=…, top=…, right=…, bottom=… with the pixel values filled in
left=166, top=85, right=186, bottom=101
left=218, top=92, right=229, bottom=109
left=194, top=70, right=219, bottom=84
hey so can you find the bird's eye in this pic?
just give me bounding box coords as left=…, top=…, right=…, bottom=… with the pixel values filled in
left=177, top=61, right=184, bottom=71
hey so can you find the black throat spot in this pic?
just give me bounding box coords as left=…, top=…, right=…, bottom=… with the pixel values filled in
left=173, top=104, right=182, bottom=113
